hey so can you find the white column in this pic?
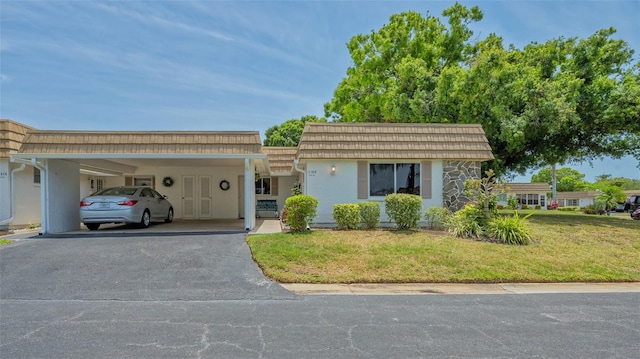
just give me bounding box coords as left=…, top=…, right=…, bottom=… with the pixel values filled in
left=243, top=159, right=256, bottom=230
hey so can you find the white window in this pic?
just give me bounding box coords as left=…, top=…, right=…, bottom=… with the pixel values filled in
left=369, top=163, right=420, bottom=196
left=33, top=167, right=41, bottom=184
left=134, top=176, right=153, bottom=187
left=255, top=177, right=271, bottom=195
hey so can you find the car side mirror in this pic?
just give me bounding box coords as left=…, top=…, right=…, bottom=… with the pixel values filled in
left=163, top=195, right=169, bottom=200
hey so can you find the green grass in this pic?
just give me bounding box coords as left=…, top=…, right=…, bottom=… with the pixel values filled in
left=247, top=212, right=640, bottom=283
left=0, top=239, right=13, bottom=246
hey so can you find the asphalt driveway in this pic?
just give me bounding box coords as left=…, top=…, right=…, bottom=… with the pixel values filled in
left=0, top=233, right=295, bottom=301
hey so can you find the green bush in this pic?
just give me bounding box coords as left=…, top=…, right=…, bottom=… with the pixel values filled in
left=284, top=195, right=319, bottom=232
left=332, top=204, right=360, bottom=230
left=486, top=212, right=533, bottom=245
left=384, top=193, right=422, bottom=229
left=582, top=203, right=606, bottom=215
left=424, top=206, right=451, bottom=230
left=446, top=204, right=484, bottom=238
left=535, top=205, right=541, bottom=210
left=558, top=206, right=578, bottom=212
left=358, top=201, right=380, bottom=229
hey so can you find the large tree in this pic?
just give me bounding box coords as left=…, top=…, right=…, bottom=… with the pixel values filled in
left=263, top=115, right=325, bottom=146
left=325, top=3, right=640, bottom=177
left=531, top=167, right=589, bottom=192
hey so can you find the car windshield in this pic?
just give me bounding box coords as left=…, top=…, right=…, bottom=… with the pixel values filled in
left=93, top=187, right=138, bottom=196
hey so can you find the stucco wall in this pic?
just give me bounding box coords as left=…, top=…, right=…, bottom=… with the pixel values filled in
left=0, top=161, right=42, bottom=229
left=133, top=165, right=246, bottom=220
left=46, top=159, right=80, bottom=233
left=305, top=160, right=445, bottom=226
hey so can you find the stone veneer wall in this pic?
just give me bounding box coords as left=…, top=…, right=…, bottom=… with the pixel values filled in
left=442, top=160, right=481, bottom=211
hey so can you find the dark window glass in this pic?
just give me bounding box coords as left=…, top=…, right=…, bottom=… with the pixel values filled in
left=33, top=168, right=41, bottom=184
left=396, top=163, right=420, bottom=195
left=369, top=164, right=394, bottom=196
left=255, top=178, right=271, bottom=195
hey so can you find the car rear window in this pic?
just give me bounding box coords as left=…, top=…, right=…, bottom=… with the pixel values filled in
left=94, top=187, right=138, bottom=196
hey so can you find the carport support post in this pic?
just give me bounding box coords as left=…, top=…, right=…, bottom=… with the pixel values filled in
left=244, top=159, right=256, bottom=230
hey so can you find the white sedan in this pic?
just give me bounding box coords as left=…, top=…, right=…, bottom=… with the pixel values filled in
left=80, top=186, right=174, bottom=230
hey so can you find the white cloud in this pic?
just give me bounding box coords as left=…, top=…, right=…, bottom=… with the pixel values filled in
left=0, top=74, right=9, bottom=82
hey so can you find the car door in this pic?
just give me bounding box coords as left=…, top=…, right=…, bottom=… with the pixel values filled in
left=150, top=189, right=170, bottom=219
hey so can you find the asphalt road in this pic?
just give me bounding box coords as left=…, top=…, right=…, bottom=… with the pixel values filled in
left=1, top=234, right=639, bottom=358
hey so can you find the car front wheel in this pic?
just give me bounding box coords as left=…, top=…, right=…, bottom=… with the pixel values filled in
left=140, top=210, right=151, bottom=228
left=165, top=208, right=174, bottom=223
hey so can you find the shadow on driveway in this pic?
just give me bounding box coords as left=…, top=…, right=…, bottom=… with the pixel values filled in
left=0, top=233, right=296, bottom=301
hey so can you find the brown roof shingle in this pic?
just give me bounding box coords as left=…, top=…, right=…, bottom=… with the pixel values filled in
left=17, top=130, right=263, bottom=155
left=506, top=183, right=551, bottom=193
left=0, top=120, right=35, bottom=158
left=296, top=123, right=494, bottom=160
left=263, top=147, right=297, bottom=174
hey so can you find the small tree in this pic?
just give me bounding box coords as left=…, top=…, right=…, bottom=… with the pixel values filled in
left=595, top=186, right=625, bottom=215
left=464, top=169, right=508, bottom=220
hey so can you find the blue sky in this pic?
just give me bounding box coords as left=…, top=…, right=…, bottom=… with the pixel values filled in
left=1, top=1, right=638, bottom=182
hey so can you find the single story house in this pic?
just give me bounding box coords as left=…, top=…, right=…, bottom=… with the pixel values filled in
left=498, top=182, right=550, bottom=209
left=556, top=190, right=639, bottom=208
left=1, top=120, right=494, bottom=234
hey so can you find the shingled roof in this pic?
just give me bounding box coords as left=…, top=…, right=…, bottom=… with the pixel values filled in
left=506, top=183, right=551, bottom=193
left=296, top=123, right=494, bottom=160
left=262, top=147, right=297, bottom=174
left=0, top=119, right=35, bottom=158
left=17, top=130, right=263, bottom=156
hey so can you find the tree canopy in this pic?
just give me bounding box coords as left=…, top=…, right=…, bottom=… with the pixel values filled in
left=324, top=2, right=640, bottom=177
left=263, top=115, right=325, bottom=146
left=531, top=167, right=589, bottom=192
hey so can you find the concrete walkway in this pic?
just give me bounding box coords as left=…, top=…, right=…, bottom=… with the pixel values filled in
left=282, top=282, right=640, bottom=295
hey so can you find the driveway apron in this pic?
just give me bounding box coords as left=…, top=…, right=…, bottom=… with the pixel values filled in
left=0, top=233, right=296, bottom=301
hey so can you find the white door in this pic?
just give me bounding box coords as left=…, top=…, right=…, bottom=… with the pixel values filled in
left=199, top=176, right=212, bottom=219
left=182, top=176, right=195, bottom=219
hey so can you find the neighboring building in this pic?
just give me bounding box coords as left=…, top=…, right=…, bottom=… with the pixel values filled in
left=3, top=120, right=494, bottom=234
left=556, top=191, right=597, bottom=208
left=499, top=183, right=550, bottom=209
left=0, top=120, right=40, bottom=230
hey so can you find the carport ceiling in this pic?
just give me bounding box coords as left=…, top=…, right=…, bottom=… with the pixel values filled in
left=76, top=157, right=260, bottom=176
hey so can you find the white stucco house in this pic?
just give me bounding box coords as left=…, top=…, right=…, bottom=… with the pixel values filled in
left=1, top=120, right=494, bottom=234
left=498, top=182, right=550, bottom=209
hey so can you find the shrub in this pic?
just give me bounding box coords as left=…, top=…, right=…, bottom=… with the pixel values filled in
left=446, top=204, right=484, bottom=239
left=332, top=204, right=360, bottom=230
left=384, top=193, right=422, bottom=229
left=535, top=205, right=541, bottom=210
left=557, top=206, right=578, bottom=212
left=284, top=195, right=318, bottom=232
left=424, top=207, right=451, bottom=230
left=486, top=211, right=533, bottom=245
left=521, top=204, right=529, bottom=210
left=358, top=201, right=380, bottom=229
left=548, top=201, right=559, bottom=210
left=582, top=203, right=606, bottom=215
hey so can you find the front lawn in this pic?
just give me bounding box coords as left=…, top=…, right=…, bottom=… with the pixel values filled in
left=247, top=212, right=640, bottom=283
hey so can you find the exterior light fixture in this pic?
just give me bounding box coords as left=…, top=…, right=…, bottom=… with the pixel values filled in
left=330, top=164, right=336, bottom=175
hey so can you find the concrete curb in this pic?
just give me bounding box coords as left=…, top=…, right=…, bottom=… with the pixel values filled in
left=281, top=282, right=640, bottom=295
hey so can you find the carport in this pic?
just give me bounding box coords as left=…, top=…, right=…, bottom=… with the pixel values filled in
left=11, top=129, right=269, bottom=234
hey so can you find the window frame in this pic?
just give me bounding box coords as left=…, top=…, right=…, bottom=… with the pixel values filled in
left=368, top=162, right=421, bottom=197
left=255, top=177, right=272, bottom=195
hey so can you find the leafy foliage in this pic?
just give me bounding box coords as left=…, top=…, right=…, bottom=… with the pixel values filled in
left=486, top=212, right=533, bottom=245
left=445, top=204, right=483, bottom=239
left=284, top=195, right=319, bottom=232
left=595, top=186, right=626, bottom=214
left=384, top=193, right=422, bottom=229
left=464, top=169, right=506, bottom=220
left=424, top=206, right=451, bottom=230
left=325, top=3, right=640, bottom=176
left=531, top=167, right=589, bottom=192
left=358, top=201, right=381, bottom=229
left=263, top=115, right=325, bottom=146
left=332, top=204, right=361, bottom=230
